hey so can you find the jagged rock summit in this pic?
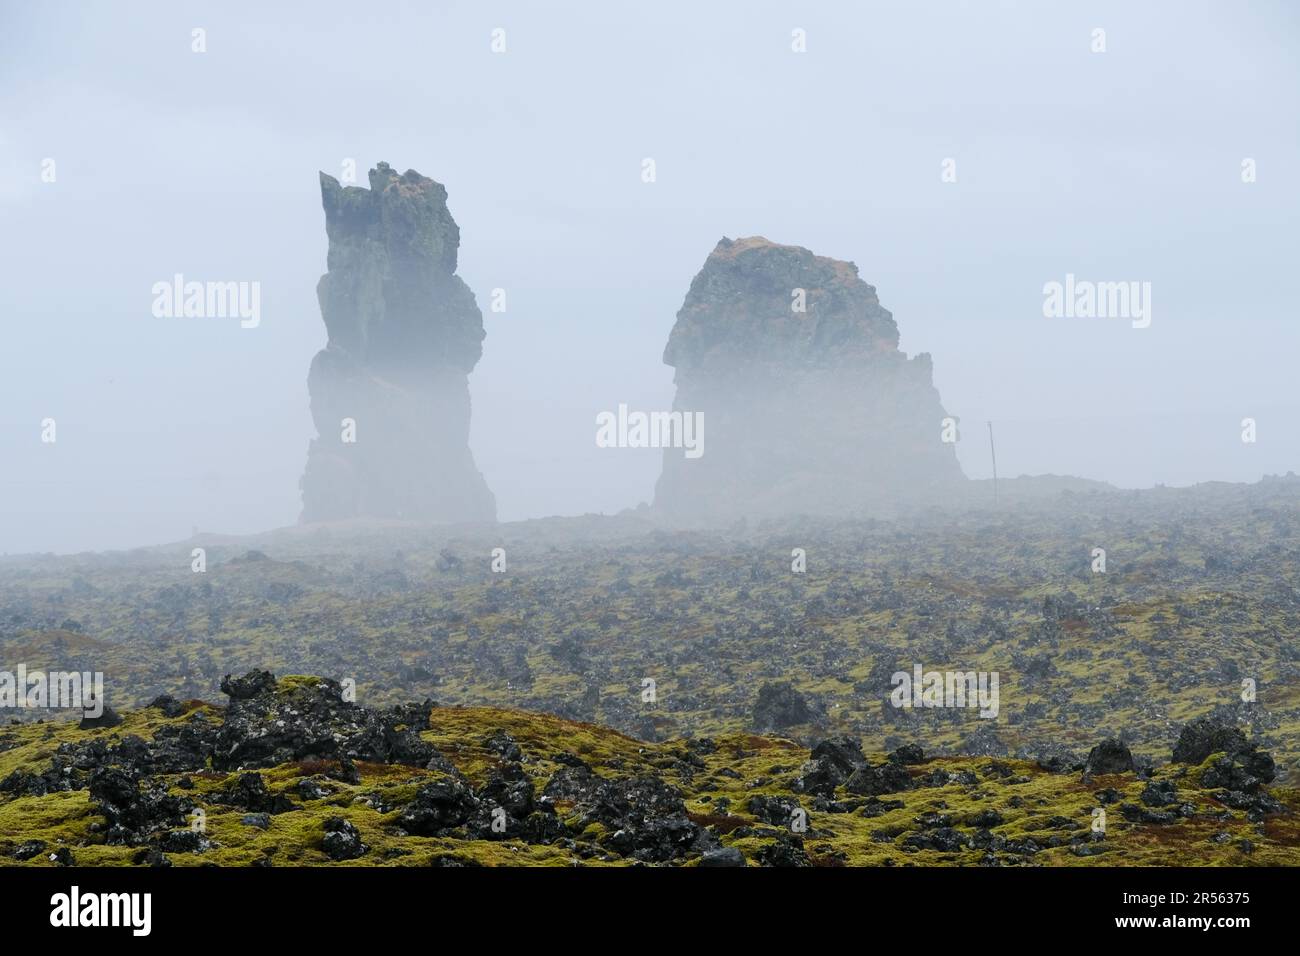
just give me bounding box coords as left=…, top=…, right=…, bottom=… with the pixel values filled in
left=300, top=162, right=496, bottom=523
left=654, top=236, right=964, bottom=519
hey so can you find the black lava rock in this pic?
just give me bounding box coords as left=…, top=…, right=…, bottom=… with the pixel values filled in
left=147, top=695, right=189, bottom=718
left=751, top=682, right=811, bottom=731
left=755, top=832, right=810, bottom=867
left=844, top=762, right=913, bottom=796
left=1172, top=716, right=1249, bottom=765
left=579, top=775, right=701, bottom=863
left=399, top=776, right=480, bottom=836
left=887, top=744, right=926, bottom=766
left=1084, top=738, right=1134, bottom=776
left=212, top=671, right=441, bottom=771
left=211, top=773, right=296, bottom=815
left=321, top=817, right=368, bottom=861
left=88, top=767, right=192, bottom=846
left=13, top=840, right=46, bottom=861
left=79, top=706, right=123, bottom=730
left=699, top=846, right=746, bottom=867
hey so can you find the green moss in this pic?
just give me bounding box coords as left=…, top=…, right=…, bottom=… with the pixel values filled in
left=12, top=700, right=1272, bottom=867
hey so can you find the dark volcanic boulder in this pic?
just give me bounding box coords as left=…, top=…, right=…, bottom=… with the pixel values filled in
left=321, top=817, right=368, bottom=861
left=477, top=762, right=536, bottom=819
left=958, top=723, right=1008, bottom=758
left=211, top=773, right=296, bottom=815
left=1173, top=716, right=1250, bottom=765
left=755, top=832, right=810, bottom=867
left=483, top=730, right=524, bottom=763
left=1084, top=738, right=1134, bottom=776
left=13, top=840, right=46, bottom=861
left=212, top=671, right=439, bottom=771
left=654, top=236, right=964, bottom=520
left=542, top=764, right=598, bottom=801
left=79, top=706, right=123, bottom=730
left=220, top=670, right=277, bottom=700
left=1201, top=755, right=1276, bottom=795
left=751, top=681, right=811, bottom=732
left=795, top=737, right=865, bottom=796
left=811, top=736, right=866, bottom=772
left=794, top=759, right=846, bottom=797
left=577, top=775, right=702, bottom=862
left=300, top=162, right=496, bottom=523
left=1140, top=781, right=1179, bottom=807
left=88, top=767, right=193, bottom=846
left=147, top=694, right=188, bottom=718
left=1030, top=743, right=1084, bottom=774
left=1173, top=716, right=1274, bottom=782
left=157, top=829, right=211, bottom=854
left=699, top=846, right=746, bottom=867
left=399, top=776, right=480, bottom=836
left=887, top=743, right=926, bottom=766
left=903, top=827, right=973, bottom=853
left=1173, top=716, right=1276, bottom=793
left=746, top=794, right=805, bottom=828
left=844, top=762, right=913, bottom=796
left=1, top=766, right=75, bottom=797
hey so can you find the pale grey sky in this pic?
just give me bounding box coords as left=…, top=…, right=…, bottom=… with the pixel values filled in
left=2, top=0, right=1297, bottom=553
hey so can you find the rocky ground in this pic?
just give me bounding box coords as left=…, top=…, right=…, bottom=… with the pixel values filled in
left=1, top=670, right=1296, bottom=866
left=3, top=478, right=1298, bottom=774
left=2, top=478, right=1298, bottom=865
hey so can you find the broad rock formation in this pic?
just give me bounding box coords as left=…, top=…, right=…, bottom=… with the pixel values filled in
left=654, top=236, right=963, bottom=519
left=300, top=162, right=496, bottom=523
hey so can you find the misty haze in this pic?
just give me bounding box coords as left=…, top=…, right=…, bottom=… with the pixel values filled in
left=1, top=0, right=1298, bottom=915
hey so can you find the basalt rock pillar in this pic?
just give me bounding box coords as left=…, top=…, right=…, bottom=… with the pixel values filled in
left=300, top=162, right=496, bottom=523
left=654, top=236, right=964, bottom=519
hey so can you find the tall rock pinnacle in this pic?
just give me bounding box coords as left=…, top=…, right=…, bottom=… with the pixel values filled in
left=299, top=162, right=496, bottom=523
left=654, top=237, right=964, bottom=519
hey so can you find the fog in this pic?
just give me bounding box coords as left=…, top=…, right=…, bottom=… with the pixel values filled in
left=2, top=0, right=1298, bottom=554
